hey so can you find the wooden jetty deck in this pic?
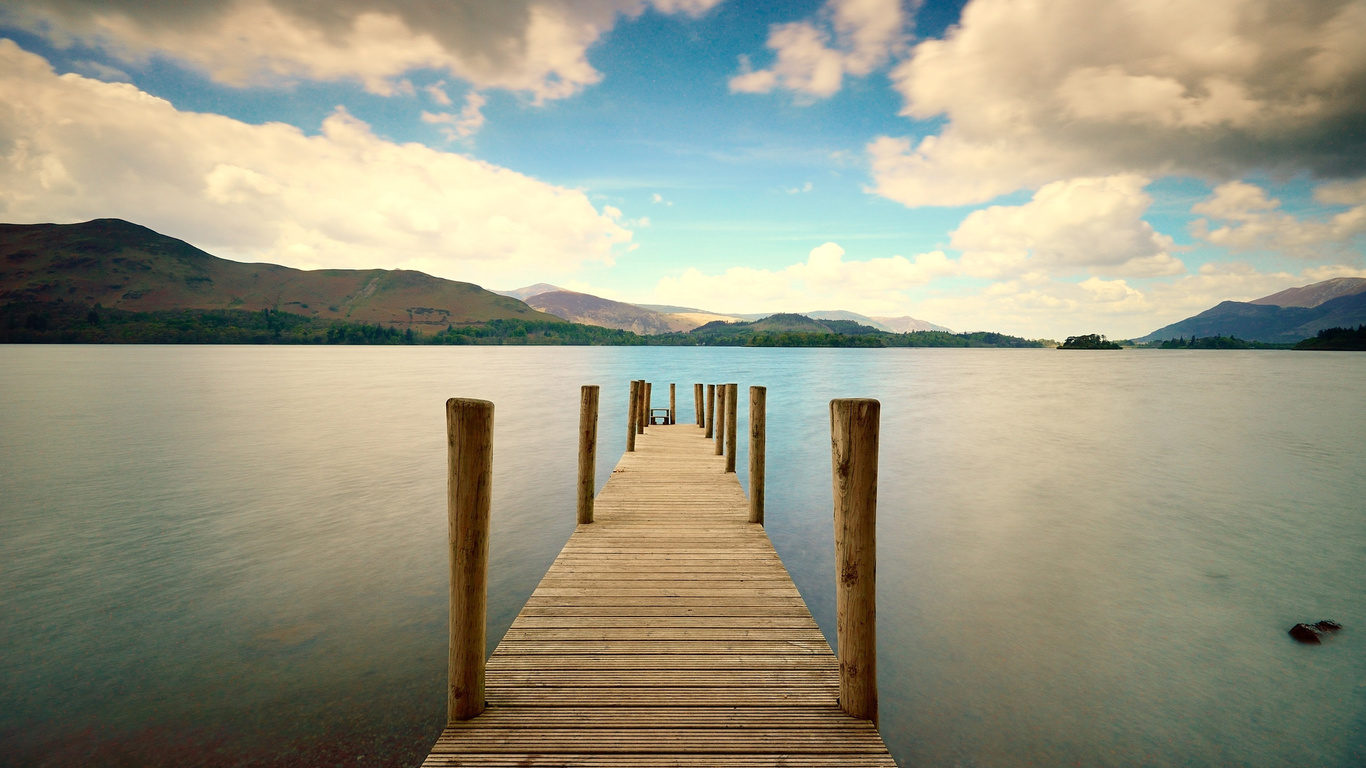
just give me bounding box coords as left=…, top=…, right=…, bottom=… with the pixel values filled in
left=423, top=419, right=898, bottom=767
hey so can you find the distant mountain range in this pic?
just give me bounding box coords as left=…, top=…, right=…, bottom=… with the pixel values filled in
left=496, top=284, right=950, bottom=335
left=1139, top=277, right=1366, bottom=343
left=1, top=219, right=552, bottom=328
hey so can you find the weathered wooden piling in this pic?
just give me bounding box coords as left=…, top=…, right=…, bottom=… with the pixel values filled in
left=626, top=380, right=639, bottom=452
left=577, top=385, right=598, bottom=525
left=749, top=385, right=766, bottom=524
left=636, top=380, right=646, bottom=434
left=705, top=384, right=716, bottom=438
left=694, top=383, right=704, bottom=426
left=714, top=383, right=726, bottom=455
left=669, top=383, right=676, bottom=425
left=725, top=382, right=738, bottom=472
left=445, top=397, right=492, bottom=722
left=830, top=398, right=879, bottom=724
left=645, top=383, right=652, bottom=427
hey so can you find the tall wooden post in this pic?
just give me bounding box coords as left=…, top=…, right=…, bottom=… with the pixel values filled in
left=705, top=384, right=716, bottom=438
left=636, top=380, right=646, bottom=434
left=669, top=383, right=676, bottom=425
left=694, top=383, right=704, bottom=426
left=645, top=383, right=653, bottom=428
left=830, top=398, right=879, bottom=724
left=627, top=380, right=639, bottom=452
left=749, top=386, right=765, bottom=524
left=714, top=384, right=726, bottom=455
left=577, top=385, right=598, bottom=524
left=725, top=383, right=738, bottom=472
left=446, top=397, right=492, bottom=722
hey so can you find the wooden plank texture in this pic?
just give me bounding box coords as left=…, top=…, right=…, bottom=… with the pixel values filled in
left=423, top=422, right=897, bottom=767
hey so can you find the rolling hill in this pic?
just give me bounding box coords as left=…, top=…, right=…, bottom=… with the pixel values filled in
left=526, top=290, right=689, bottom=335
left=1138, top=277, right=1366, bottom=343
left=0, top=219, right=552, bottom=329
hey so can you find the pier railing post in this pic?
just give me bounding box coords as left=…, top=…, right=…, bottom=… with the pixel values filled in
left=577, top=385, right=599, bottom=524
left=705, top=384, right=716, bottom=438
left=714, top=384, right=726, bottom=456
left=636, top=380, right=646, bottom=434
left=725, top=383, right=738, bottom=472
left=669, top=383, right=676, bottom=425
left=446, top=397, right=492, bottom=722
left=694, top=383, right=704, bottom=426
left=645, top=382, right=652, bottom=428
left=749, top=386, right=765, bottom=524
left=627, top=381, right=639, bottom=452
left=830, top=398, right=879, bottom=724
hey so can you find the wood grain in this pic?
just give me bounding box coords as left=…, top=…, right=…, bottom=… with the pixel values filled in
left=423, top=419, right=896, bottom=766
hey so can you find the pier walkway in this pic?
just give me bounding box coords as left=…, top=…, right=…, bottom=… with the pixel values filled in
left=422, top=421, right=897, bottom=767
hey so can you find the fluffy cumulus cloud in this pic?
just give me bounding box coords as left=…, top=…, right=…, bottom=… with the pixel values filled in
left=1191, top=179, right=1366, bottom=252
left=950, top=175, right=1184, bottom=279
left=870, top=0, right=1366, bottom=206
left=729, top=0, right=907, bottom=100
left=0, top=42, right=631, bottom=285
left=654, top=242, right=954, bottom=315
left=1, top=0, right=723, bottom=101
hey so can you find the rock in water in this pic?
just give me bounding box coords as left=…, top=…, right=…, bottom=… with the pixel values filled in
left=1289, top=620, right=1342, bottom=644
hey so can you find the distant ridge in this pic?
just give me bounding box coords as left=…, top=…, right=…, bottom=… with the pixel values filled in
left=0, top=219, right=552, bottom=328
left=527, top=290, right=688, bottom=335
left=494, top=283, right=564, bottom=301
left=1249, top=277, right=1366, bottom=308
left=1139, top=277, right=1366, bottom=343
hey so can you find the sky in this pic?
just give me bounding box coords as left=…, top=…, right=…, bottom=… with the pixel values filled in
left=1, top=0, right=1365, bottom=340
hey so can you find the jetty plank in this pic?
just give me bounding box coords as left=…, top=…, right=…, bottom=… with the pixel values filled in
left=423, top=422, right=897, bottom=767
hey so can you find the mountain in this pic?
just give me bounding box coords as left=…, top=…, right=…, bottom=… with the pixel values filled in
left=526, top=290, right=690, bottom=335
left=1250, top=277, right=1366, bottom=308
left=803, top=310, right=894, bottom=332
left=869, top=315, right=953, bottom=333
left=494, top=283, right=564, bottom=301
left=0, top=219, right=552, bottom=328
left=1138, top=277, right=1366, bottom=343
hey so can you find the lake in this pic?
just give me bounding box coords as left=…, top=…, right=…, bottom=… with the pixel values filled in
left=1, top=345, right=1363, bottom=767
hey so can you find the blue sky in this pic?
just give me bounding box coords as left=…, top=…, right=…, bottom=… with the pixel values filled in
left=1, top=0, right=1364, bottom=338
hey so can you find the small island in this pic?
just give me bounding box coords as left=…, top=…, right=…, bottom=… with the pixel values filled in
left=1058, top=334, right=1122, bottom=350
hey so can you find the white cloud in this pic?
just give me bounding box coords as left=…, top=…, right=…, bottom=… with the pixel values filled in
left=2, top=0, right=725, bottom=101
left=869, top=0, right=1366, bottom=206
left=0, top=41, right=631, bottom=286
left=422, top=91, right=487, bottom=140
left=650, top=192, right=673, bottom=206
left=785, top=181, right=814, bottom=194
left=424, top=80, right=453, bottom=106
left=1191, top=179, right=1366, bottom=252
left=913, top=263, right=1366, bottom=340
left=654, top=241, right=955, bottom=315
left=950, top=175, right=1184, bottom=279
left=729, top=0, right=906, bottom=100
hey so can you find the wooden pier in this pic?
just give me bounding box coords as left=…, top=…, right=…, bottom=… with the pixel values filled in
left=425, top=387, right=896, bottom=766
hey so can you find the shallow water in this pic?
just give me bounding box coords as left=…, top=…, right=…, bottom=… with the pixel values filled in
left=1, top=346, right=1363, bottom=767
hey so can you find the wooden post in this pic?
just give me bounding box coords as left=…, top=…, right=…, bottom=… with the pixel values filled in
left=645, top=382, right=652, bottom=428
left=627, top=380, right=639, bottom=452
left=636, top=380, right=646, bottom=434
left=694, top=383, right=704, bottom=427
left=669, top=383, right=676, bottom=425
left=714, top=384, right=726, bottom=455
left=577, top=385, right=598, bottom=524
left=705, top=384, right=716, bottom=438
left=725, top=383, right=738, bottom=472
left=830, top=398, right=879, bottom=724
left=446, top=397, right=492, bottom=722
left=749, top=386, right=765, bottom=524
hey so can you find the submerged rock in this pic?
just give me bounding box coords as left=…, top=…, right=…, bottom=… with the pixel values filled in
left=1289, top=620, right=1342, bottom=644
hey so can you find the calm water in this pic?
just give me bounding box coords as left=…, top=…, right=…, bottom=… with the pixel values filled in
left=1, top=346, right=1363, bottom=767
